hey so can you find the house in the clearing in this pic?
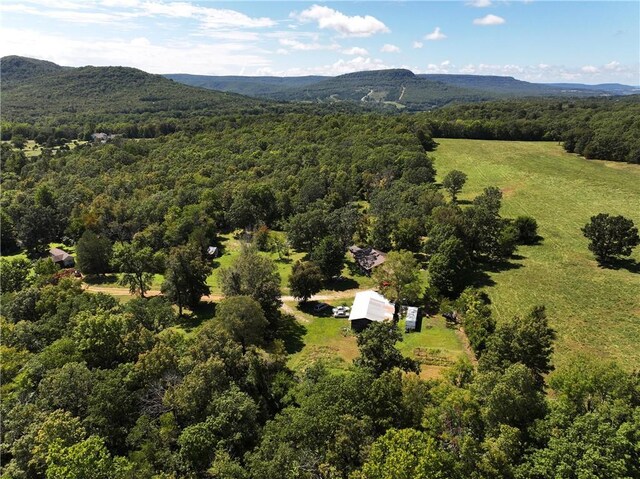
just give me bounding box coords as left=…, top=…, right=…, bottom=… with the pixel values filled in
left=91, top=132, right=119, bottom=143
left=206, top=246, right=219, bottom=258
left=49, top=247, right=75, bottom=268
left=349, top=290, right=395, bottom=332
left=348, top=245, right=387, bottom=275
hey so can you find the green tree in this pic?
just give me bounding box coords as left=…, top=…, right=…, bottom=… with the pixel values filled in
left=46, top=435, right=124, bottom=479
left=480, top=306, right=556, bottom=385
left=286, top=207, right=328, bottom=253
left=582, top=213, right=639, bottom=263
left=0, top=209, right=19, bottom=253
left=15, top=205, right=59, bottom=257
left=310, top=235, right=346, bottom=280
left=178, top=386, right=259, bottom=472
left=475, top=363, right=547, bottom=435
left=216, top=296, right=268, bottom=353
left=288, top=261, right=323, bottom=303
left=391, top=218, right=423, bottom=252
left=111, top=241, right=161, bottom=297
left=161, top=244, right=211, bottom=315
left=354, top=321, right=419, bottom=376
left=372, top=251, right=423, bottom=305
left=442, top=170, right=467, bottom=203
left=76, top=230, right=112, bottom=276
left=354, top=428, right=453, bottom=479
left=219, top=245, right=281, bottom=328
left=0, top=258, right=32, bottom=293
left=427, top=237, right=471, bottom=296
left=513, top=216, right=538, bottom=245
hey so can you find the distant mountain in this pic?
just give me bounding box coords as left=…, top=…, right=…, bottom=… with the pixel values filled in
left=164, top=73, right=328, bottom=97
left=1, top=56, right=267, bottom=124
left=545, top=82, right=640, bottom=95
left=165, top=69, right=635, bottom=110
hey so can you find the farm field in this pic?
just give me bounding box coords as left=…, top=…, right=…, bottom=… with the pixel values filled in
left=433, top=139, right=640, bottom=369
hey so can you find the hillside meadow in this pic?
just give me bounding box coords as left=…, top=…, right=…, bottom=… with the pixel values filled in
left=433, top=138, right=640, bottom=369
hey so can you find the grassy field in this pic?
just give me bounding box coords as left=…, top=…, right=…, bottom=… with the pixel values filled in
left=285, top=298, right=466, bottom=378
left=433, top=139, right=640, bottom=369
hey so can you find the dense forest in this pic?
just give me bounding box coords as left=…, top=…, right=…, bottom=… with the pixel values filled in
left=2, top=108, right=639, bottom=478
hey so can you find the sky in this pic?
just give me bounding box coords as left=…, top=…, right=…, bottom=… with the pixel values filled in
left=1, top=0, right=638, bottom=84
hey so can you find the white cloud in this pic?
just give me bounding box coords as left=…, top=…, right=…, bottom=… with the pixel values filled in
left=473, top=14, right=505, bottom=25
left=278, top=38, right=339, bottom=51
left=424, top=27, right=447, bottom=41
left=343, top=47, right=369, bottom=55
left=0, top=1, right=275, bottom=29
left=258, top=56, right=391, bottom=76
left=291, top=4, right=389, bottom=37
left=0, top=27, right=271, bottom=75
left=581, top=65, right=599, bottom=73
left=412, top=41, right=424, bottom=49
left=604, top=60, right=621, bottom=71
left=381, top=43, right=401, bottom=53
left=467, top=0, right=492, bottom=6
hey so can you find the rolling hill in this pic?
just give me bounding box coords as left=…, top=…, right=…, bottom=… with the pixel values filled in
left=164, top=69, right=638, bottom=110
left=0, top=56, right=268, bottom=125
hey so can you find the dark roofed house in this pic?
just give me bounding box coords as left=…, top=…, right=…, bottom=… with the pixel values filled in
left=348, top=245, right=387, bottom=275
left=49, top=248, right=75, bottom=268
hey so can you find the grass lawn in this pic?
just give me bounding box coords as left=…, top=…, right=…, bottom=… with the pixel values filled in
left=284, top=298, right=466, bottom=378
left=433, top=139, right=640, bottom=370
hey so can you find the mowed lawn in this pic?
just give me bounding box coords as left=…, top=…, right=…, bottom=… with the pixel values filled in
left=433, top=139, right=640, bottom=369
left=285, top=299, right=466, bottom=379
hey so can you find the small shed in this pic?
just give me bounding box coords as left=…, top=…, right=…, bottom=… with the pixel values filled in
left=405, top=306, right=419, bottom=332
left=207, top=246, right=219, bottom=258
left=49, top=248, right=75, bottom=268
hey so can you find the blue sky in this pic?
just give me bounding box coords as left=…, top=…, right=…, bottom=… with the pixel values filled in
left=1, top=0, right=638, bottom=83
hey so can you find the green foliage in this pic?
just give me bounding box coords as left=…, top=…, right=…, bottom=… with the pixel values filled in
left=372, top=251, right=423, bottom=305
left=354, top=322, right=419, bottom=376
left=480, top=306, right=556, bottom=384
left=442, top=169, right=467, bottom=202
left=354, top=428, right=453, bottom=479
left=455, top=288, right=496, bottom=357
left=161, top=244, right=211, bottom=315
left=512, top=216, right=538, bottom=245
left=288, top=261, right=324, bottom=303
left=76, top=230, right=112, bottom=276
left=582, top=213, right=639, bottom=263
left=219, top=245, right=281, bottom=327
left=427, top=237, right=471, bottom=297
left=111, top=241, right=162, bottom=297
left=0, top=257, right=32, bottom=293
left=45, top=435, right=125, bottom=479
left=216, top=296, right=268, bottom=353
left=311, top=235, right=346, bottom=280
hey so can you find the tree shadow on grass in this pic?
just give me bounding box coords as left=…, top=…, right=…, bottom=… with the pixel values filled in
left=276, top=313, right=307, bottom=354
left=597, top=257, right=640, bottom=274
left=83, top=274, right=119, bottom=285
left=469, top=257, right=525, bottom=288
left=178, top=302, right=216, bottom=334
left=324, top=276, right=359, bottom=292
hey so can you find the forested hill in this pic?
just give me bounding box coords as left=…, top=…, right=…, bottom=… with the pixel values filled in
left=165, top=68, right=639, bottom=109
left=0, top=56, right=270, bottom=126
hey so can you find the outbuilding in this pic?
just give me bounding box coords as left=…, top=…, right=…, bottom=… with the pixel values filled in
left=349, top=290, right=395, bottom=332
left=49, top=247, right=75, bottom=268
